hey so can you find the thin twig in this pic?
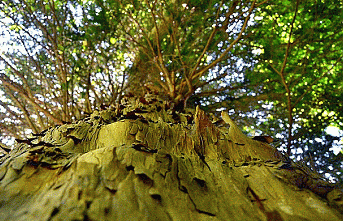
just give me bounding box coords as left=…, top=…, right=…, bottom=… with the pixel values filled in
left=273, top=0, right=300, bottom=155
left=189, top=1, right=223, bottom=79
left=293, top=54, right=343, bottom=107
left=192, top=0, right=257, bottom=81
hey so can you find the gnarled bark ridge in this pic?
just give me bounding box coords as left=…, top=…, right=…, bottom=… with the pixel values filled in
left=0, top=94, right=342, bottom=220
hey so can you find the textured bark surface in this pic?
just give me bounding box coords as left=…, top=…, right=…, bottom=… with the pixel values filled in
left=0, top=95, right=342, bottom=221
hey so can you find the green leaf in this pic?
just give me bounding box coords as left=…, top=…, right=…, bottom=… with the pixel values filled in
left=110, top=37, right=117, bottom=44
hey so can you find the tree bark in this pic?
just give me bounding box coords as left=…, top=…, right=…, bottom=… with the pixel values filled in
left=0, top=95, right=342, bottom=221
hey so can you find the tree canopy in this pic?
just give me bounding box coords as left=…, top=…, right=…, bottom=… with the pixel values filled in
left=0, top=0, right=342, bottom=183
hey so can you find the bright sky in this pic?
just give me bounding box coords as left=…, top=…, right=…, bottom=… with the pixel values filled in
left=325, top=126, right=342, bottom=154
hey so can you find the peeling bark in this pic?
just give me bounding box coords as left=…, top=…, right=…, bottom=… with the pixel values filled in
left=0, top=94, right=342, bottom=221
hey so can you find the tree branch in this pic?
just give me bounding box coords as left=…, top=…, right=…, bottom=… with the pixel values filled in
left=3, top=85, right=39, bottom=134
left=0, top=72, right=63, bottom=125
left=188, top=2, right=222, bottom=80
left=146, top=0, right=173, bottom=95
left=269, top=0, right=300, bottom=155
left=191, top=0, right=257, bottom=81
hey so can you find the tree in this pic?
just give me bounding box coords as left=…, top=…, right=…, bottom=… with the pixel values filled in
left=1, top=0, right=343, bottom=219
left=0, top=95, right=342, bottom=220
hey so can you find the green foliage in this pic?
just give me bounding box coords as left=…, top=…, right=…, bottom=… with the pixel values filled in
left=245, top=0, right=343, bottom=180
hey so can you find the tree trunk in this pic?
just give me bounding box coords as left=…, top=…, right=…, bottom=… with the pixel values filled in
left=0, top=95, right=342, bottom=221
